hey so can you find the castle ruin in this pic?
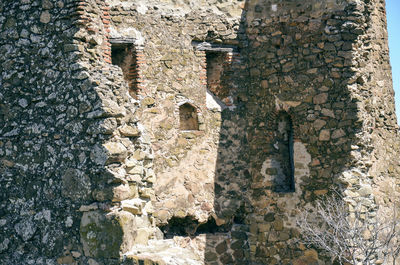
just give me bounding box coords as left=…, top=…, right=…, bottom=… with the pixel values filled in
left=1, top=0, right=400, bottom=264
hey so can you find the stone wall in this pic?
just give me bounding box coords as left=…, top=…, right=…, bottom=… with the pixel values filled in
left=1, top=0, right=158, bottom=264
left=242, top=0, right=400, bottom=263
left=0, top=1, right=92, bottom=263
left=1, top=0, right=399, bottom=264
left=106, top=0, right=250, bottom=232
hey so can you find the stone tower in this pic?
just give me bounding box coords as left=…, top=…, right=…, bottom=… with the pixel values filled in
left=1, top=0, right=399, bottom=264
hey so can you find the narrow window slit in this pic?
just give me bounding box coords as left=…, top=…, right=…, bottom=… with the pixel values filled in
left=273, top=112, right=295, bottom=192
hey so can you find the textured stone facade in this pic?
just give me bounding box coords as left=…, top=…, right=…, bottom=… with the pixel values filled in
left=1, top=0, right=399, bottom=264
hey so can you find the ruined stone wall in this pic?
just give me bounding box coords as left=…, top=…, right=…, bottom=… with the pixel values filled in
left=243, top=1, right=357, bottom=262
left=1, top=0, right=159, bottom=264
left=106, top=2, right=254, bottom=263
left=0, top=1, right=91, bottom=263
left=107, top=0, right=249, bottom=232
left=243, top=0, right=400, bottom=263
left=354, top=0, right=400, bottom=204
left=1, top=0, right=399, bottom=264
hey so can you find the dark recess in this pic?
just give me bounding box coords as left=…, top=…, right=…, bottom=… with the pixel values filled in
left=159, top=216, right=232, bottom=238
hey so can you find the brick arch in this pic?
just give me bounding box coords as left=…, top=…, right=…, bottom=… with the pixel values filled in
left=266, top=109, right=300, bottom=141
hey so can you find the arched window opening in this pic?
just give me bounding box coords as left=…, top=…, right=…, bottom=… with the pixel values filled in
left=179, top=103, right=199, bottom=131
left=273, top=112, right=295, bottom=192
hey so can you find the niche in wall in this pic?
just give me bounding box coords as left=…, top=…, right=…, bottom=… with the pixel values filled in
left=179, top=103, right=199, bottom=131
left=206, top=51, right=230, bottom=100
left=273, top=112, right=295, bottom=192
left=110, top=40, right=138, bottom=97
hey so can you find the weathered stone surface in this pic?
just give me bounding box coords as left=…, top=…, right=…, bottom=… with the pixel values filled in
left=125, top=237, right=204, bottom=265
left=331, top=129, right=346, bottom=139
left=120, top=125, right=141, bottom=137
left=87, top=118, right=118, bottom=135
left=112, top=184, right=138, bottom=202
left=313, top=93, right=328, bottom=105
left=121, top=199, right=146, bottom=215
left=39, top=11, right=51, bottom=23
left=80, top=210, right=148, bottom=258
left=14, top=218, right=37, bottom=242
left=0, top=1, right=158, bottom=263
left=103, top=142, right=128, bottom=163
left=1, top=0, right=399, bottom=264
left=319, top=129, right=331, bottom=141
left=62, top=168, right=92, bottom=200
left=80, top=211, right=124, bottom=258
left=313, top=119, right=326, bottom=131
left=56, top=256, right=74, bottom=264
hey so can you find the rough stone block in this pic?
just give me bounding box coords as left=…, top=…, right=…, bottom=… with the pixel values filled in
left=62, top=168, right=92, bottom=201
left=80, top=211, right=145, bottom=258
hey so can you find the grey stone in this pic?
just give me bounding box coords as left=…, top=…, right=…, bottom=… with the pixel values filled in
left=14, top=218, right=37, bottom=242
left=40, top=11, right=51, bottom=23
left=62, top=168, right=92, bottom=200
left=313, top=93, right=328, bottom=104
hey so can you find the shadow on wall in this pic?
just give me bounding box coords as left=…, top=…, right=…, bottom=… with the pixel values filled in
left=206, top=0, right=364, bottom=264
left=0, top=1, right=99, bottom=263
left=201, top=2, right=251, bottom=263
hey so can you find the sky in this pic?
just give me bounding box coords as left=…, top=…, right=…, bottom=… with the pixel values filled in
left=386, top=0, right=400, bottom=124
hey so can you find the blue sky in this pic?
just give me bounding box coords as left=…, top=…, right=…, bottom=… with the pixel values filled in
left=386, top=0, right=400, bottom=124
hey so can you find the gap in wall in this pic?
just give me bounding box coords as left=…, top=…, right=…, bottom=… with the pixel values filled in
left=159, top=216, right=232, bottom=238
left=111, top=42, right=138, bottom=98
left=206, top=51, right=231, bottom=101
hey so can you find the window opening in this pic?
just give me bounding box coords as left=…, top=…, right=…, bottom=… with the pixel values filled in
left=192, top=41, right=238, bottom=106
left=111, top=42, right=138, bottom=97
left=273, top=112, right=295, bottom=192
left=206, top=51, right=230, bottom=100
left=179, top=103, right=199, bottom=131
